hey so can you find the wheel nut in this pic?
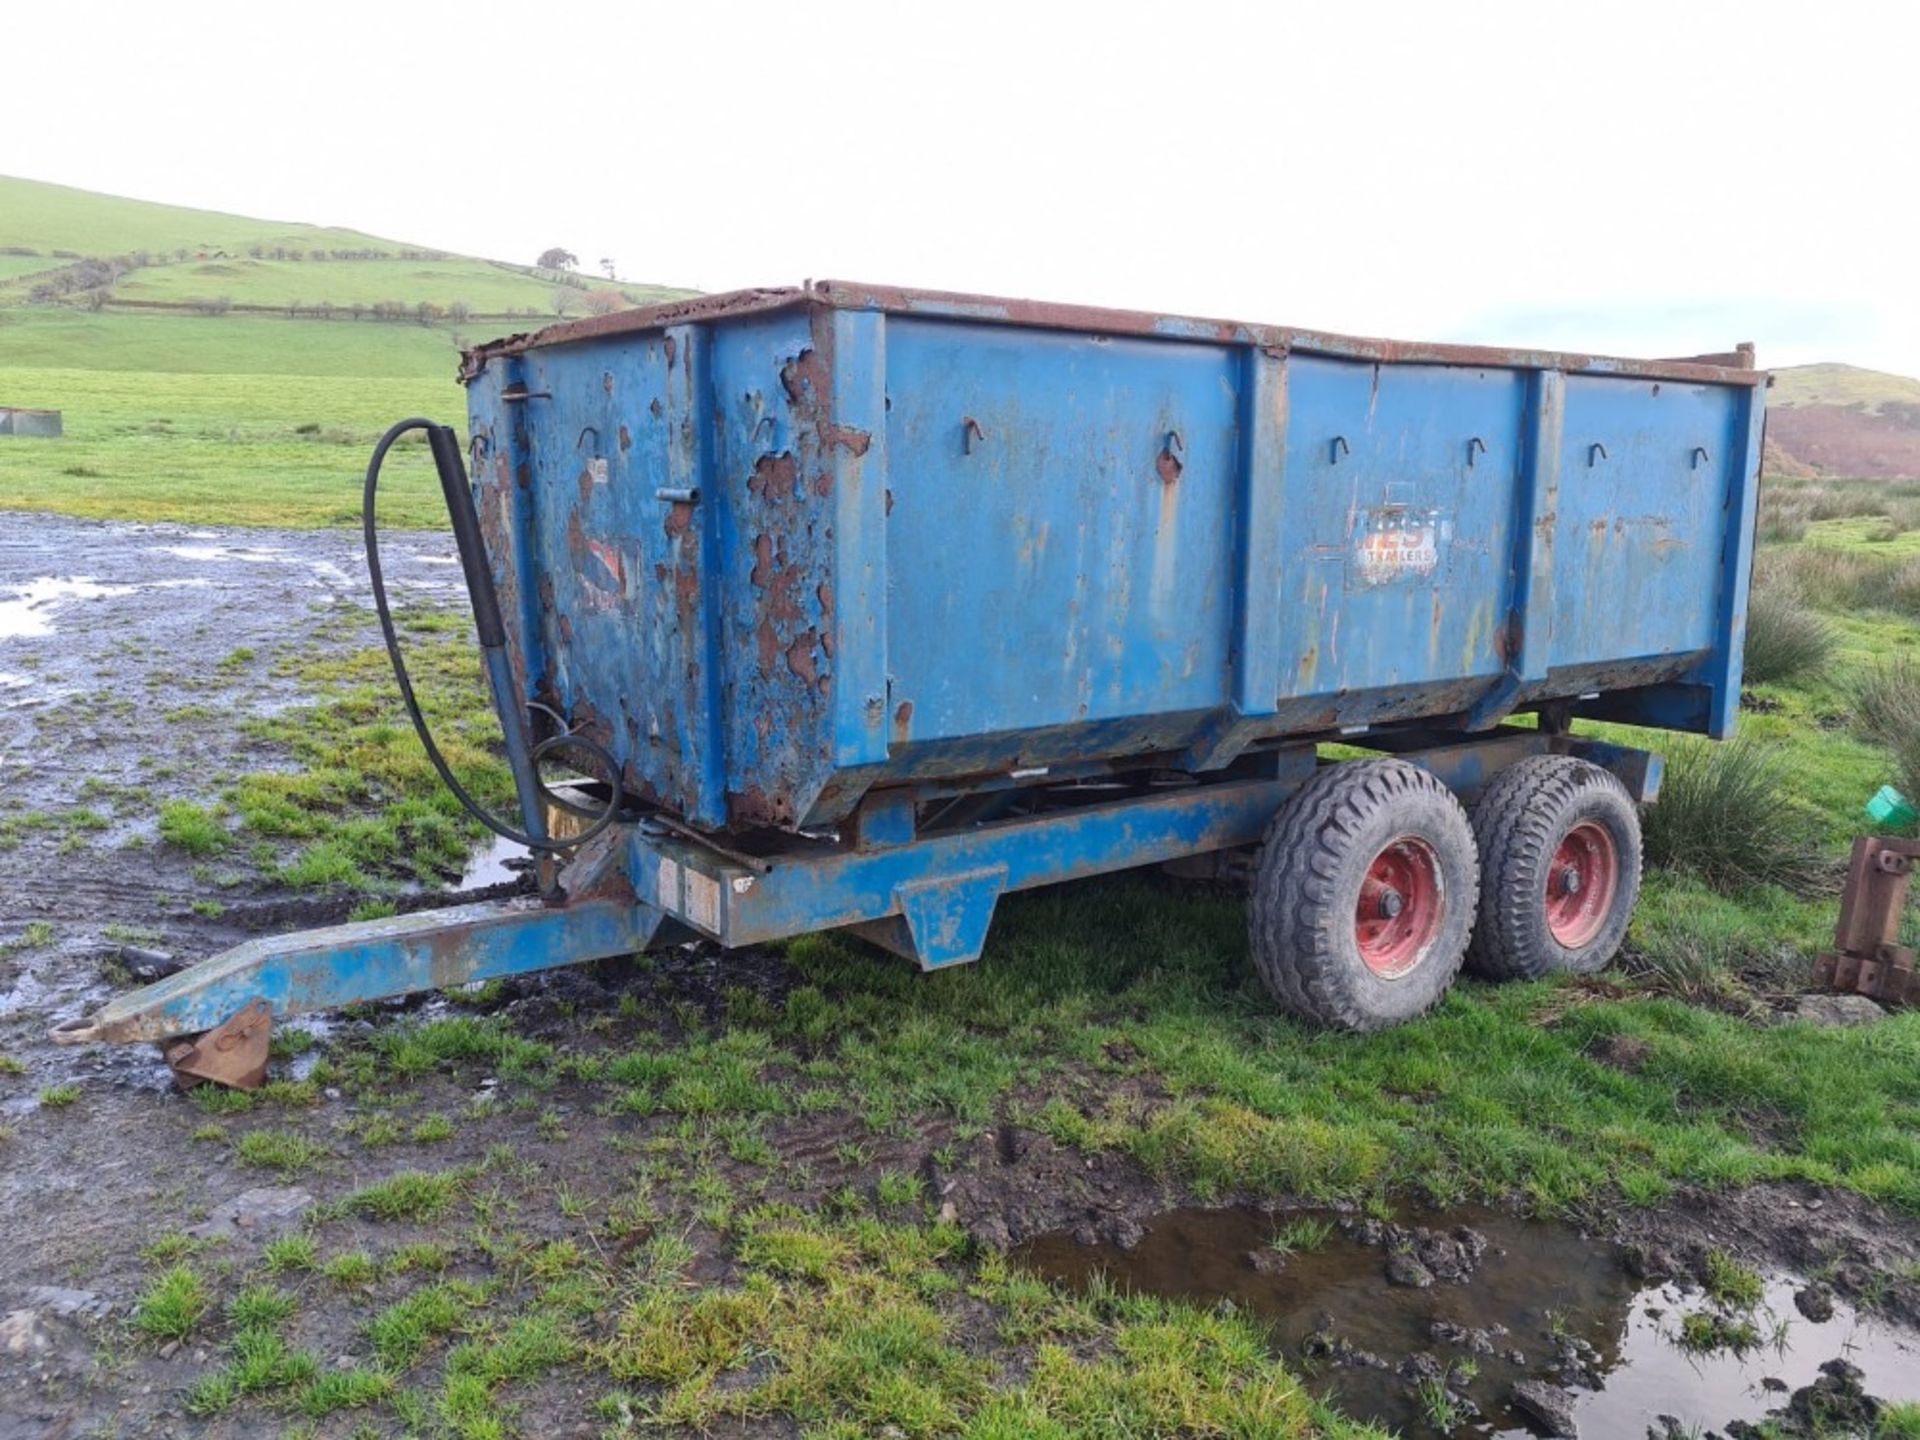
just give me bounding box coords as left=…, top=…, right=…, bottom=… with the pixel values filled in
left=1561, top=866, right=1581, bottom=897
left=1378, top=889, right=1404, bottom=919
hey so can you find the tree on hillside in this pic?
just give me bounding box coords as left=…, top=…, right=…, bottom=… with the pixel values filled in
left=599, top=257, right=616, bottom=279
left=537, top=247, right=578, bottom=273
left=585, top=288, right=625, bottom=316
left=550, top=289, right=576, bottom=317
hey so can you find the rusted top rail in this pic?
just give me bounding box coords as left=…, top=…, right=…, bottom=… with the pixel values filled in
left=459, top=279, right=1764, bottom=388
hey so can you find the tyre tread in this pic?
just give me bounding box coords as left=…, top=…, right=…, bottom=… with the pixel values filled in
left=1250, top=759, right=1477, bottom=1030
left=1466, top=755, right=1642, bottom=981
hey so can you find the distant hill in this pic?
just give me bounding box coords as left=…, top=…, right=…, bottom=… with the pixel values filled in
left=1766, top=362, right=1920, bottom=480
left=0, top=176, right=695, bottom=376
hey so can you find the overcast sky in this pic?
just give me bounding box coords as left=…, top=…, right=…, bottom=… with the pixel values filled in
left=5, top=0, right=1916, bottom=376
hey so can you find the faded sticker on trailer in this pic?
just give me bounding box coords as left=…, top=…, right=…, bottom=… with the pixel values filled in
left=686, top=871, right=721, bottom=933
left=1351, top=507, right=1447, bottom=586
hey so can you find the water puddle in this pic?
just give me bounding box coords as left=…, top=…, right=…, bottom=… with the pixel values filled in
left=1016, top=1207, right=1920, bottom=1437
left=0, top=577, right=139, bottom=638
left=157, top=543, right=291, bottom=564
left=457, top=834, right=527, bottom=890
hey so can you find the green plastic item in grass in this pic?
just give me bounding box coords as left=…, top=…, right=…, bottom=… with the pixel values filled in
left=1866, top=784, right=1919, bottom=828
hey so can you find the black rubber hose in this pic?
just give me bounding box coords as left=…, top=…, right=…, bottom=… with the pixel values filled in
left=363, top=418, right=619, bottom=854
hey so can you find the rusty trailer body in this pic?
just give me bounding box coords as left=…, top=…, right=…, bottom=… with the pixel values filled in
left=462, top=281, right=1763, bottom=834
left=59, top=282, right=1767, bottom=1056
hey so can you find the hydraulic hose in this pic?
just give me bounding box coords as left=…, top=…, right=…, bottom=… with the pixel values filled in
left=363, top=418, right=619, bottom=854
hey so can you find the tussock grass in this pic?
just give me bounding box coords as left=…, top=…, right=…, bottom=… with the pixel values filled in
left=1742, top=582, right=1835, bottom=685
left=234, top=1128, right=326, bottom=1174
left=1642, top=740, right=1827, bottom=895
left=347, top=1168, right=468, bottom=1222
left=133, top=1264, right=208, bottom=1341
left=1850, top=656, right=1920, bottom=807
left=227, top=1285, right=297, bottom=1331
left=156, top=800, right=230, bottom=856
left=368, top=1281, right=479, bottom=1370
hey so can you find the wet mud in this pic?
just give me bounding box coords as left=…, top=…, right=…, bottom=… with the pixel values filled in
left=0, top=512, right=468, bottom=1089
left=1017, top=1204, right=1920, bottom=1436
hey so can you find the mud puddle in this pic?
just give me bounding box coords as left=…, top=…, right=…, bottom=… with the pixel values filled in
left=1017, top=1206, right=1920, bottom=1437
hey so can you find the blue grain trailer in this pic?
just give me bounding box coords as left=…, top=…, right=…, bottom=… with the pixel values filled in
left=58, top=282, right=1764, bottom=1066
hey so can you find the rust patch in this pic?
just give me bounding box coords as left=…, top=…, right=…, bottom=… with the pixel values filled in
left=1156, top=449, right=1183, bottom=486
left=757, top=617, right=780, bottom=673
left=618, top=424, right=631, bottom=452
left=823, top=423, right=872, bottom=456
left=748, top=451, right=798, bottom=502
left=665, top=502, right=696, bottom=538
left=779, top=347, right=825, bottom=407
left=748, top=532, right=807, bottom=627
left=603, top=371, right=615, bottom=395
left=893, top=700, right=913, bottom=745
left=730, top=784, right=797, bottom=829
left=786, top=630, right=820, bottom=685
left=664, top=334, right=678, bottom=368
left=885, top=488, right=894, bottom=516
left=649, top=397, right=663, bottom=420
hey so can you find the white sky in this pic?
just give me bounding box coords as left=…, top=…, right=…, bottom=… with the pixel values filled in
left=4, top=0, right=1917, bottom=376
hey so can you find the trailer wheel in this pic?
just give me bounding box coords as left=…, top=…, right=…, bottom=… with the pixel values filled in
left=1250, top=759, right=1478, bottom=1031
left=1466, top=755, right=1642, bottom=981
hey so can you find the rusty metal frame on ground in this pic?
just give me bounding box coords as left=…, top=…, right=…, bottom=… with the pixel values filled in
left=1814, top=836, right=1920, bottom=1005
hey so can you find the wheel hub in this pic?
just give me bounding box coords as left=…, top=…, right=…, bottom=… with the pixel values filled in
left=1355, top=837, right=1444, bottom=979
left=1545, top=821, right=1618, bottom=948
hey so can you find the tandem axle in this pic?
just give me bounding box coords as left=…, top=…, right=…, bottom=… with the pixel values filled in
left=53, top=724, right=1657, bottom=1059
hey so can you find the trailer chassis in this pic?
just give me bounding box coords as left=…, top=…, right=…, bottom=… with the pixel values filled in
left=52, top=724, right=1658, bottom=1054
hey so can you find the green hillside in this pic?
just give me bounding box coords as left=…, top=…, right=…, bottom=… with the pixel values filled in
left=0, top=178, right=696, bottom=527
left=0, top=175, right=397, bottom=257
left=1770, top=362, right=1920, bottom=413
left=0, top=175, right=694, bottom=346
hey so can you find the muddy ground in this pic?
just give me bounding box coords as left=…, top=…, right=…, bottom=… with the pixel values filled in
left=3, top=510, right=1920, bottom=1439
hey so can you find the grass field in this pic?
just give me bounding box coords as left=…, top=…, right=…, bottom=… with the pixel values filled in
left=0, top=179, right=700, bottom=529
left=0, top=361, right=455, bottom=527
left=0, top=307, right=462, bottom=375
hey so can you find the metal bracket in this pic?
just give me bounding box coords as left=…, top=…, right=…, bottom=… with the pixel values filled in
left=162, top=998, right=272, bottom=1092
left=846, top=866, right=1007, bottom=970
left=1813, top=836, right=1920, bottom=1005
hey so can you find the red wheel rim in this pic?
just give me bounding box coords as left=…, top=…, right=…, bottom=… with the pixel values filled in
left=1355, top=836, right=1446, bottom=979
left=1544, top=821, right=1619, bottom=949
